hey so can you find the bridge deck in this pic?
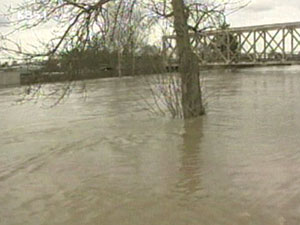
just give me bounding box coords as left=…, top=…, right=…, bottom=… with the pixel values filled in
left=166, top=61, right=300, bottom=72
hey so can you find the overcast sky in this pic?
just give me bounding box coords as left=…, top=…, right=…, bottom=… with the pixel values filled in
left=0, top=0, right=300, bottom=57
left=227, top=0, right=300, bottom=26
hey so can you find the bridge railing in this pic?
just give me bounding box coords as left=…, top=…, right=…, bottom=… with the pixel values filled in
left=162, top=21, right=300, bottom=66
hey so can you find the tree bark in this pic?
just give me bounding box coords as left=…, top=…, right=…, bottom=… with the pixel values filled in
left=171, top=0, right=205, bottom=118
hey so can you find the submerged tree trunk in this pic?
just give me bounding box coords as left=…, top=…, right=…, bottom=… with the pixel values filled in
left=171, top=0, right=205, bottom=118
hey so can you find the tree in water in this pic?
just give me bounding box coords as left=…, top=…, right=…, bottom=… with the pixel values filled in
left=0, top=0, right=247, bottom=118
left=171, top=0, right=204, bottom=118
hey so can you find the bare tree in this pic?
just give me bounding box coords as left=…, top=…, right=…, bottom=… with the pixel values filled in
left=1, top=0, right=248, bottom=118
left=170, top=0, right=204, bottom=117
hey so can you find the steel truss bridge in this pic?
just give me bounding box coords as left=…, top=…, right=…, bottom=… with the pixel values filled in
left=162, top=21, right=300, bottom=68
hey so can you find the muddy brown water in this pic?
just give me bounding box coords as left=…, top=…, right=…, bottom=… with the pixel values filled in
left=1, top=67, right=300, bottom=225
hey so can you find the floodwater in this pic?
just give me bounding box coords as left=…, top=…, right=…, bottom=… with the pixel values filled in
left=1, top=66, right=300, bottom=225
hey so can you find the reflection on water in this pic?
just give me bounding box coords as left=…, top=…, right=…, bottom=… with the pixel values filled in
left=177, top=119, right=203, bottom=197
left=1, top=66, right=300, bottom=224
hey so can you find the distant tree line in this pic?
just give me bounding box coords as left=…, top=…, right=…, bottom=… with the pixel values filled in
left=42, top=42, right=165, bottom=78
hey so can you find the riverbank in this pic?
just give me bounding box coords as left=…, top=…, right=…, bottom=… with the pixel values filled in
left=1, top=62, right=297, bottom=87
left=20, top=68, right=162, bottom=85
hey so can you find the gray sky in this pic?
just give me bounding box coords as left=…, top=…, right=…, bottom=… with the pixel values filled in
left=227, top=0, right=300, bottom=26
left=0, top=0, right=300, bottom=55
